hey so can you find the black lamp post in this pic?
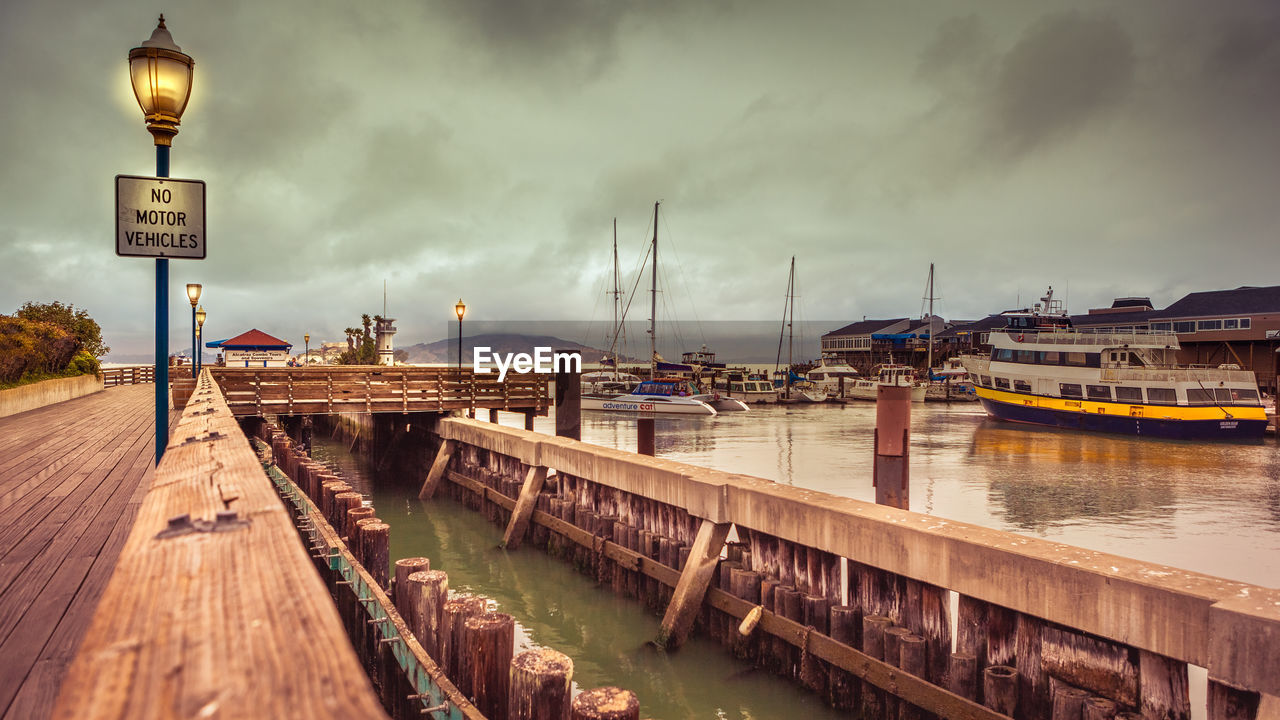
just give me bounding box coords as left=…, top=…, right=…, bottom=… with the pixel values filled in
left=129, top=15, right=194, bottom=464
left=304, top=333, right=310, bottom=366
left=186, top=283, right=201, bottom=377
left=195, top=305, right=206, bottom=374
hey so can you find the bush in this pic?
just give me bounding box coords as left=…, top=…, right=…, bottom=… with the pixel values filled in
left=68, top=350, right=100, bottom=377
left=15, top=301, right=109, bottom=358
left=0, top=302, right=107, bottom=387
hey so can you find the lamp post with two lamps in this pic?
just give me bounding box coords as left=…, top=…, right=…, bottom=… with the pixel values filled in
left=129, top=14, right=194, bottom=464
left=186, top=283, right=201, bottom=377
left=195, top=306, right=206, bottom=375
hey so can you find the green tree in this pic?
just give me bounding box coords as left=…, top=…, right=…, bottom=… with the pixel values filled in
left=15, top=301, right=110, bottom=357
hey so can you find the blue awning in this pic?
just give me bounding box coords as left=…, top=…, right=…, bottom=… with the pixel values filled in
left=205, top=338, right=229, bottom=348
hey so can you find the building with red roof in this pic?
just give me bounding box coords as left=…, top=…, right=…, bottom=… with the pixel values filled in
left=205, top=329, right=293, bottom=367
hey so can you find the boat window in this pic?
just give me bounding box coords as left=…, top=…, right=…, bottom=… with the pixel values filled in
left=1233, top=388, right=1260, bottom=404
left=1173, top=321, right=1196, bottom=333
left=1059, top=383, right=1083, bottom=398
left=1147, top=387, right=1177, bottom=404
left=1186, top=389, right=1215, bottom=405
left=1213, top=388, right=1237, bottom=403
left=993, top=348, right=1014, bottom=362
left=1224, top=319, right=1238, bottom=330
left=1086, top=385, right=1112, bottom=401
left=1115, top=386, right=1143, bottom=402
left=980, top=375, right=991, bottom=387
left=1014, top=380, right=1032, bottom=392
left=1063, top=352, right=1088, bottom=367
left=1014, top=350, right=1035, bottom=364
left=1042, top=351, right=1060, bottom=365
left=994, top=377, right=1010, bottom=389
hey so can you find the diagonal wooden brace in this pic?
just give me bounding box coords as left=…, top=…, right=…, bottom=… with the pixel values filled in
left=501, top=465, right=548, bottom=550
left=417, top=439, right=456, bottom=499
left=656, top=519, right=731, bottom=650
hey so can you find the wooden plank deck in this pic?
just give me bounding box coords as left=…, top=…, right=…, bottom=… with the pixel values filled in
left=0, top=385, right=160, bottom=720
left=51, top=371, right=388, bottom=720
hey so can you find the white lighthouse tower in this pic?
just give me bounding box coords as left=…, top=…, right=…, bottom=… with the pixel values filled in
left=375, top=282, right=397, bottom=365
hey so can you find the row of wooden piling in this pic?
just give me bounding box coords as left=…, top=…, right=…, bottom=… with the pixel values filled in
left=265, top=422, right=645, bottom=720
left=438, top=430, right=1205, bottom=720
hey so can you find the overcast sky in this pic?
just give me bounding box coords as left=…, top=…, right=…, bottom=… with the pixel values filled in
left=2, top=1, right=1278, bottom=359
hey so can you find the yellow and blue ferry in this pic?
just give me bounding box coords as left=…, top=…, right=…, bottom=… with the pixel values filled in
left=961, top=289, right=1267, bottom=440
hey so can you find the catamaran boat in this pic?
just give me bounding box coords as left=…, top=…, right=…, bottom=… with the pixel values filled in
left=807, top=355, right=860, bottom=398
left=960, top=287, right=1266, bottom=439
left=580, top=378, right=718, bottom=416
left=843, top=363, right=928, bottom=403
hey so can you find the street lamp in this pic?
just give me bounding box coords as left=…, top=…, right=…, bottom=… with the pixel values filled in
left=455, top=299, right=466, bottom=377
left=195, top=305, right=206, bottom=374
left=304, top=333, right=310, bottom=366
left=129, top=15, right=194, bottom=464
left=186, top=283, right=201, bottom=377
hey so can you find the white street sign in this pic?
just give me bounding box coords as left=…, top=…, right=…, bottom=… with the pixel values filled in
left=115, top=174, right=206, bottom=259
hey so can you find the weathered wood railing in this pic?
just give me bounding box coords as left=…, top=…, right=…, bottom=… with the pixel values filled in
left=100, top=365, right=156, bottom=386
left=209, top=367, right=549, bottom=417
left=52, top=369, right=389, bottom=720
left=423, top=416, right=1280, bottom=720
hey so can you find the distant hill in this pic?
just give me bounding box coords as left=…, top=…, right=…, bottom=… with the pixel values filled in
left=402, top=334, right=636, bottom=365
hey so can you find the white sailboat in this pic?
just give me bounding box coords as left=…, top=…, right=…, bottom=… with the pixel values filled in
left=775, top=257, right=825, bottom=403
left=581, top=205, right=717, bottom=416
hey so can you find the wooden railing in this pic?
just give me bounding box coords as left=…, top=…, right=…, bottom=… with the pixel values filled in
left=209, top=366, right=549, bottom=417
left=427, top=417, right=1280, bottom=720
left=52, top=369, right=389, bottom=719
left=101, top=365, right=155, bottom=386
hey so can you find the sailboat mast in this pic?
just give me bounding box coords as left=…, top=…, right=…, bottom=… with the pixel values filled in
left=649, top=201, right=659, bottom=380
left=611, top=219, right=620, bottom=379
left=926, top=262, right=934, bottom=373
left=787, top=256, right=795, bottom=399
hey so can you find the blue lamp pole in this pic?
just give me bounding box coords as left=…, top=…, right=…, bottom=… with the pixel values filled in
left=128, top=15, right=194, bottom=464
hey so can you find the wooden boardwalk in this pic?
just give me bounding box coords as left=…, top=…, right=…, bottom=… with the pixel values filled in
left=0, top=385, right=160, bottom=720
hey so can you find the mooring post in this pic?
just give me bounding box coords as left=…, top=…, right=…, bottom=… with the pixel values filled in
left=637, top=417, right=655, bottom=456
left=523, top=410, right=535, bottom=431
left=489, top=408, right=499, bottom=424
left=466, top=611, right=516, bottom=720
left=418, top=438, right=457, bottom=500
left=656, top=519, right=731, bottom=649
left=502, top=465, right=549, bottom=549
left=554, top=351, right=581, bottom=441
left=509, top=648, right=573, bottom=720
left=873, top=384, right=911, bottom=509
left=570, top=687, right=639, bottom=720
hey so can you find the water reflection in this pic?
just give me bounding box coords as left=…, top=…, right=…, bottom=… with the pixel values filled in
left=522, top=404, right=1280, bottom=587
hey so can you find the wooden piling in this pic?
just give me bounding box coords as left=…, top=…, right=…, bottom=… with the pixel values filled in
left=570, top=687, right=639, bottom=720
left=554, top=361, right=581, bottom=441
left=656, top=520, right=730, bottom=649
left=983, top=665, right=1018, bottom=716
left=861, top=615, right=892, bottom=719
left=466, top=611, right=516, bottom=720
left=729, top=568, right=762, bottom=661
left=1016, top=613, right=1049, bottom=719
left=884, top=626, right=911, bottom=718
left=1052, top=686, right=1091, bottom=720
left=410, top=570, right=449, bottom=659
left=899, top=633, right=927, bottom=720
left=352, top=517, right=381, bottom=566
left=334, top=492, right=364, bottom=538
left=1139, top=650, right=1191, bottom=720
left=946, top=652, right=978, bottom=702
left=1083, top=695, right=1118, bottom=720
left=1207, top=679, right=1260, bottom=720
left=637, top=417, right=655, bottom=456
left=359, top=522, right=390, bottom=588
left=801, top=593, right=830, bottom=693
left=509, top=648, right=573, bottom=720
left=873, top=385, right=911, bottom=509
left=441, top=595, right=487, bottom=691
left=829, top=605, right=860, bottom=710
left=393, top=557, right=430, bottom=619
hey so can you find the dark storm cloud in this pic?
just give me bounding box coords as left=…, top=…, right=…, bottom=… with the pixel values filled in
left=916, top=14, right=987, bottom=86
left=986, top=11, right=1134, bottom=157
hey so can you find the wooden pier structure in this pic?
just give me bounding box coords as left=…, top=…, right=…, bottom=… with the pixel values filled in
left=3, top=363, right=1277, bottom=719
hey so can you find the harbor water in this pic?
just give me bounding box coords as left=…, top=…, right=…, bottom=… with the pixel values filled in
left=312, top=401, right=1280, bottom=719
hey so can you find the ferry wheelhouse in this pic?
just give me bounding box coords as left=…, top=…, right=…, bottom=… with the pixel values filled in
left=961, top=289, right=1267, bottom=439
